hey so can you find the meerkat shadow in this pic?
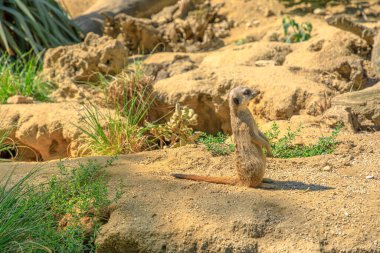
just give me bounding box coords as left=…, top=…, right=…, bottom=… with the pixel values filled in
left=261, top=179, right=334, bottom=191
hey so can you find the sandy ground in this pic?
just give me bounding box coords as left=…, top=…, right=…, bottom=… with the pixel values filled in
left=1, top=131, right=379, bottom=252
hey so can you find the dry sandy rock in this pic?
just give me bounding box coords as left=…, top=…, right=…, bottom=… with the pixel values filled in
left=42, top=33, right=128, bottom=85
left=104, top=0, right=230, bottom=53
left=0, top=103, right=83, bottom=161
left=331, top=83, right=380, bottom=129
left=372, top=32, right=380, bottom=77
left=321, top=105, right=360, bottom=132
left=42, top=33, right=129, bottom=102
left=142, top=17, right=378, bottom=133
left=72, top=0, right=178, bottom=34
left=58, top=0, right=97, bottom=18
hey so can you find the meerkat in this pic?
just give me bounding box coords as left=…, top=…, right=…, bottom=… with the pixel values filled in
left=172, top=86, right=274, bottom=188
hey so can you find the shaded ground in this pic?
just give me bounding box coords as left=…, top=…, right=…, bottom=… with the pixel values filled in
left=1, top=132, right=379, bottom=252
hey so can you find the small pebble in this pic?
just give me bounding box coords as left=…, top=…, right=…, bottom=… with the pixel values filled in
left=313, top=8, right=326, bottom=15
left=365, top=175, right=375, bottom=180
left=322, top=165, right=332, bottom=172
left=265, top=9, right=275, bottom=17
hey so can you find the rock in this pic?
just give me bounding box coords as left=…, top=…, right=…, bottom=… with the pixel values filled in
left=103, top=15, right=164, bottom=53
left=366, top=175, right=375, bottom=180
left=313, top=8, right=326, bottom=15
left=371, top=27, right=380, bottom=77
left=331, top=83, right=380, bottom=129
left=73, top=0, right=178, bottom=34
left=308, top=39, right=325, bottom=52
left=57, top=0, right=97, bottom=17
left=255, top=60, right=277, bottom=67
left=264, top=9, right=275, bottom=17
left=321, top=106, right=360, bottom=132
left=103, top=0, right=229, bottom=53
left=145, top=40, right=330, bottom=132
left=42, top=32, right=128, bottom=86
left=0, top=103, right=83, bottom=161
left=7, top=95, right=34, bottom=104
left=322, top=165, right=332, bottom=172
left=253, top=20, right=260, bottom=26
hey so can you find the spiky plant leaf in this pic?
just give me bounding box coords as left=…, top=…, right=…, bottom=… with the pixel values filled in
left=0, top=0, right=81, bottom=56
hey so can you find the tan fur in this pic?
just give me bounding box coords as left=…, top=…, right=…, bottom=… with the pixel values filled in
left=172, top=86, right=273, bottom=188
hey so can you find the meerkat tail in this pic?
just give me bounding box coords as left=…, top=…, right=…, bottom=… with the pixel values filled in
left=171, top=174, right=237, bottom=185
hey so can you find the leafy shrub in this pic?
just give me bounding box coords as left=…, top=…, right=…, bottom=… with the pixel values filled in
left=198, top=132, right=235, bottom=156
left=0, top=53, right=53, bottom=103
left=282, top=16, right=312, bottom=43
left=0, top=0, right=81, bottom=56
left=147, top=103, right=201, bottom=148
left=265, top=122, right=342, bottom=158
left=47, top=159, right=118, bottom=252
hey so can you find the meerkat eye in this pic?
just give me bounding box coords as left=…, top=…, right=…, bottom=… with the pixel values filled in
left=243, top=89, right=251, bottom=96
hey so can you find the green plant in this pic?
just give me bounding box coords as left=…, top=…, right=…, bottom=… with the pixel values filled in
left=0, top=127, right=14, bottom=159
left=198, top=132, right=235, bottom=156
left=77, top=63, right=157, bottom=156
left=265, top=122, right=342, bottom=158
left=47, top=159, right=118, bottom=252
left=0, top=158, right=119, bottom=252
left=0, top=0, right=81, bottom=56
left=235, top=38, right=248, bottom=46
left=282, top=16, right=312, bottom=43
left=0, top=170, right=59, bottom=252
left=147, top=103, right=201, bottom=148
left=0, top=53, right=53, bottom=103
left=76, top=84, right=155, bottom=156
left=104, top=60, right=156, bottom=117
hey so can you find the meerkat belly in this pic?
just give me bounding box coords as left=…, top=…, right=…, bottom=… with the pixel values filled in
left=234, top=128, right=266, bottom=187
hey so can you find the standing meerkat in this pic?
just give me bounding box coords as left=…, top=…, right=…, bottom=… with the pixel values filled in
left=172, top=86, right=273, bottom=188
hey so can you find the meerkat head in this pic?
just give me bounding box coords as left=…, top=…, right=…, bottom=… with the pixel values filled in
left=229, top=86, right=260, bottom=108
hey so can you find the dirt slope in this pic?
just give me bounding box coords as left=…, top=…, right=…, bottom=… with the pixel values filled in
left=2, top=132, right=379, bottom=252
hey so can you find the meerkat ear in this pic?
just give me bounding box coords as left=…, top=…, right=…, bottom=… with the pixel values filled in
left=233, top=97, right=240, bottom=105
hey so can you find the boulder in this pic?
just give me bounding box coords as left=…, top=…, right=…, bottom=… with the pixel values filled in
left=73, top=0, right=178, bottom=34
left=330, top=83, right=380, bottom=129
left=42, top=33, right=129, bottom=84
left=0, top=103, right=83, bottom=161
left=143, top=17, right=376, bottom=133
left=41, top=33, right=129, bottom=101
left=372, top=32, right=380, bottom=77
left=103, top=0, right=230, bottom=53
